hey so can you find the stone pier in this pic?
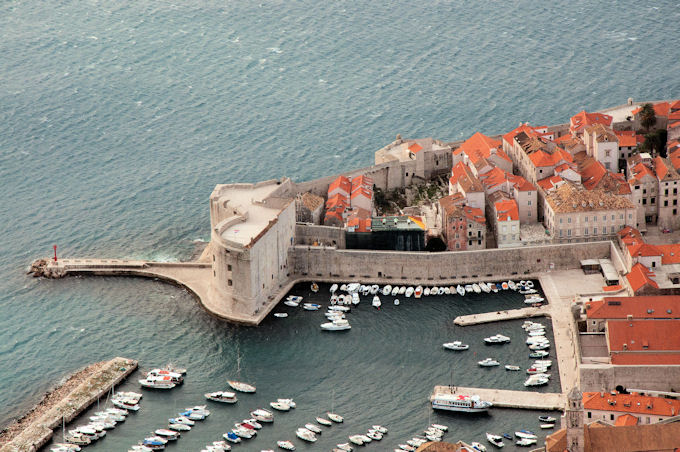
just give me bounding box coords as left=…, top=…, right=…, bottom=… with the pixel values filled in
left=431, top=385, right=564, bottom=411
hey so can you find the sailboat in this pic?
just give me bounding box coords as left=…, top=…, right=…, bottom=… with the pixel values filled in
left=327, top=389, right=343, bottom=423
left=228, top=348, right=256, bottom=393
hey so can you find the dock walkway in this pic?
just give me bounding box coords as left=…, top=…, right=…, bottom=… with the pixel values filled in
left=431, top=385, right=564, bottom=411
left=454, top=306, right=550, bottom=326
left=0, top=357, right=137, bottom=452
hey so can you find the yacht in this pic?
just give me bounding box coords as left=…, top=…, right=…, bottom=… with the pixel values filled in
left=405, top=286, right=414, bottom=297
left=139, top=377, right=176, bottom=390
left=277, top=398, right=296, bottom=408
left=529, top=350, right=549, bottom=358
left=516, top=438, right=537, bottom=447
left=485, top=432, right=504, bottom=448
left=524, top=375, right=550, bottom=386
left=327, top=412, right=343, bottom=423
left=478, top=358, right=500, bottom=367
left=504, top=365, right=520, bottom=371
left=250, top=408, right=274, bottom=422
left=270, top=401, right=291, bottom=411
left=515, top=430, right=537, bottom=440
left=372, top=296, right=381, bottom=308
left=442, top=341, right=469, bottom=351
left=146, top=369, right=183, bottom=384
left=414, top=286, right=423, bottom=298
left=472, top=283, right=482, bottom=293
left=471, top=442, right=486, bottom=451
left=168, top=417, right=194, bottom=426
left=112, top=398, right=140, bottom=411
left=431, top=393, right=492, bottom=413
left=295, top=428, right=317, bottom=442
left=167, top=422, right=190, bottom=432
left=277, top=440, right=295, bottom=450
left=316, top=416, right=332, bottom=426
left=321, top=318, right=351, bottom=331
left=484, top=334, right=510, bottom=344
left=227, top=380, right=256, bottom=393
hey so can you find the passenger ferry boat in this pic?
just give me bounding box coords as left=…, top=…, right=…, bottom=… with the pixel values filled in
left=431, top=393, right=492, bottom=413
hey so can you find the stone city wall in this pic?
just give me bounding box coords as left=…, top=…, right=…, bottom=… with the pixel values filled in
left=580, top=364, right=680, bottom=393
left=291, top=241, right=611, bottom=282
left=295, top=224, right=346, bottom=248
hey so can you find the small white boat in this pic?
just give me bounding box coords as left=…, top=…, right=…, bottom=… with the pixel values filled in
left=167, top=422, right=191, bottom=431
left=514, top=430, right=537, bottom=440
left=329, top=305, right=350, bottom=312
left=465, top=284, right=473, bottom=292
left=372, top=295, right=381, bottom=308
left=373, top=425, right=388, bottom=433
left=316, top=416, right=332, bottom=426
left=486, top=432, right=504, bottom=448
left=539, top=416, right=556, bottom=423
left=456, top=285, right=465, bottom=296
left=369, top=284, right=380, bottom=295
left=529, top=350, right=549, bottom=358
left=471, top=442, right=486, bottom=451
left=519, top=288, right=537, bottom=295
left=472, top=283, right=481, bottom=293
left=311, top=283, right=319, bottom=292
left=382, top=285, right=392, bottom=296
left=405, top=287, right=414, bottom=297
left=327, top=412, right=343, bottom=423
left=508, top=280, right=517, bottom=290
left=443, top=341, right=469, bottom=351
left=351, top=292, right=360, bottom=305
left=438, top=287, right=445, bottom=295
left=367, top=430, right=382, bottom=440
left=154, top=429, right=180, bottom=440
left=391, top=286, right=399, bottom=296
left=516, top=438, right=537, bottom=446
left=525, top=280, right=534, bottom=288
left=250, top=408, right=274, bottom=422
left=304, top=423, right=322, bottom=434
left=480, top=282, right=491, bottom=293
left=284, top=300, right=299, bottom=307
left=524, top=376, right=549, bottom=386
left=321, top=318, right=351, bottom=331
left=394, top=298, right=399, bottom=305
left=414, top=286, right=423, bottom=298
left=398, top=286, right=406, bottom=295
left=169, top=416, right=194, bottom=426
left=348, top=435, right=364, bottom=446
left=504, top=365, right=520, bottom=371
left=112, top=399, right=139, bottom=411
left=277, top=398, right=296, bottom=408
left=270, top=401, right=290, bottom=411
left=361, top=285, right=370, bottom=296
left=273, top=313, right=288, bottom=318
left=478, top=358, right=500, bottom=367
left=431, top=286, right=438, bottom=295
left=227, top=381, right=256, bottom=393
left=277, top=440, right=296, bottom=450
left=484, top=334, right=511, bottom=344
left=424, top=287, right=430, bottom=296
left=330, top=283, right=338, bottom=293
left=501, top=282, right=509, bottom=290
left=139, top=377, right=176, bottom=390
left=340, top=284, right=347, bottom=292
left=540, top=423, right=554, bottom=429
left=529, top=343, right=550, bottom=350
left=205, top=391, right=238, bottom=403
left=303, top=303, right=321, bottom=311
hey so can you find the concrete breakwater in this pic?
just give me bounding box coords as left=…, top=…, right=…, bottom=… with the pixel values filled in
left=454, top=306, right=550, bottom=326
left=431, top=385, right=564, bottom=411
left=0, top=357, right=137, bottom=452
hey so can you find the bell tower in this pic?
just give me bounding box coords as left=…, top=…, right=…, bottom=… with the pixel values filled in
left=566, top=387, right=584, bottom=452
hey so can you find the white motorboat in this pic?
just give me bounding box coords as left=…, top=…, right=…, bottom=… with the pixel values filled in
left=296, top=428, right=317, bottom=442
left=242, top=418, right=262, bottom=429
left=539, top=415, right=557, bottom=423
left=471, top=442, right=486, bottom=451
left=526, top=336, right=549, bottom=344
left=472, top=283, right=481, bottom=293
left=167, top=422, right=191, bottom=431
left=480, top=282, right=491, bottom=293
left=390, top=286, right=398, bottom=296
left=431, top=286, right=438, bottom=295
left=316, top=416, right=332, bottom=426
left=367, top=430, right=382, bottom=440
left=398, top=286, right=406, bottom=295
left=540, top=423, right=554, bottom=429
left=305, top=423, right=322, bottom=433
left=372, top=295, right=381, bottom=308
left=382, top=285, right=392, bottom=296
left=529, top=343, right=550, bottom=350
left=303, top=303, right=321, bottom=311
left=146, top=369, right=183, bottom=384
left=414, top=286, right=423, bottom=298
left=424, top=287, right=430, bottom=296
left=232, top=426, right=255, bottom=439
left=515, top=430, right=537, bottom=440
left=526, top=366, right=549, bottom=374
left=227, top=380, right=256, bottom=393
left=444, top=287, right=451, bottom=294
left=405, top=286, right=414, bottom=297
left=524, top=296, right=545, bottom=304
left=369, top=284, right=379, bottom=295
left=51, top=444, right=82, bottom=452
left=112, top=399, right=139, bottom=411
left=529, top=350, right=549, bottom=358
left=398, top=443, right=415, bottom=451
left=516, top=437, right=536, bottom=446
left=277, top=398, right=296, bottom=408
left=508, top=280, right=517, bottom=290
left=321, top=318, right=351, bottom=331
left=311, top=283, right=319, bottom=292
left=351, top=292, right=360, bottom=305
left=528, top=330, right=545, bottom=337
left=486, top=432, right=504, bottom=448
left=361, top=285, right=370, bottom=296
left=431, top=393, right=492, bottom=412
left=394, top=298, right=399, bottom=305
left=284, top=300, right=299, bottom=307
left=348, top=435, right=364, bottom=446
left=358, top=434, right=372, bottom=443
left=327, top=412, right=343, bottom=423
left=524, top=376, right=549, bottom=386
left=484, top=334, right=510, bottom=344
left=204, top=391, right=238, bottom=403
left=329, top=305, right=350, bottom=312
left=270, top=401, right=290, bottom=411
left=286, top=295, right=303, bottom=303
left=330, top=283, right=338, bottom=293
left=250, top=408, right=274, bottom=422
left=169, top=416, right=194, bottom=426
left=438, top=287, right=445, bottom=295
left=277, top=440, right=296, bottom=450
left=525, top=280, right=534, bottom=288
left=465, top=284, right=473, bottom=292
left=456, top=285, right=465, bottom=296
left=139, top=377, right=176, bottom=390
left=373, top=424, right=388, bottom=433
left=273, top=313, right=288, bottom=318
left=504, top=365, right=520, bottom=371
left=154, top=429, right=180, bottom=440
left=443, top=341, right=469, bottom=351
left=533, top=360, right=552, bottom=367
left=478, top=358, right=500, bottom=367
left=222, top=432, right=241, bottom=443
left=519, top=288, right=537, bottom=295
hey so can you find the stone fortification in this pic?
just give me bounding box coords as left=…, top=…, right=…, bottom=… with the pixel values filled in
left=580, top=363, right=680, bottom=393
left=295, top=224, right=346, bottom=248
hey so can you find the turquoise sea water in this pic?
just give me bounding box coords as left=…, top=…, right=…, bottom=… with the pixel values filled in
left=0, top=0, right=678, bottom=449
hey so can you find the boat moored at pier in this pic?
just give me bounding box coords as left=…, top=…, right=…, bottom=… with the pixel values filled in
left=431, top=393, right=492, bottom=413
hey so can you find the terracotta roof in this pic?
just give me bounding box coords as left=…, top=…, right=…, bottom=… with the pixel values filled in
left=585, top=296, right=680, bottom=319
left=611, top=352, right=680, bottom=365
left=618, top=226, right=643, bottom=246
left=614, top=130, right=641, bottom=148
left=632, top=101, right=671, bottom=117
left=585, top=123, right=618, bottom=143
left=654, top=156, right=680, bottom=181
left=326, top=193, right=349, bottom=209
left=463, top=205, right=486, bottom=224
left=628, top=162, right=656, bottom=184
left=603, top=284, right=622, bottom=292
left=669, top=146, right=680, bottom=170
left=626, top=263, right=658, bottom=292
left=328, top=175, right=351, bottom=196
left=670, top=100, right=680, bottom=111
left=299, top=192, right=323, bottom=212
left=502, top=124, right=551, bottom=146
left=351, top=175, right=374, bottom=192
left=450, top=162, right=483, bottom=192
left=346, top=216, right=372, bottom=232
left=409, top=143, right=424, bottom=154
left=479, top=167, right=535, bottom=192
left=574, top=152, right=631, bottom=194
left=494, top=198, right=519, bottom=222
left=438, top=193, right=466, bottom=215
left=350, top=186, right=373, bottom=200
left=537, top=175, right=564, bottom=191
left=454, top=132, right=511, bottom=164
left=614, top=414, right=639, bottom=426
left=529, top=148, right=572, bottom=168
left=607, top=319, right=680, bottom=352
left=570, top=110, right=613, bottom=133
left=583, top=391, right=680, bottom=417
left=544, top=182, right=634, bottom=213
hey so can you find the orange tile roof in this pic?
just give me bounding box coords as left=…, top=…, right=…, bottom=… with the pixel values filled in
left=614, top=414, right=639, bottom=426
left=632, top=101, right=671, bottom=117
left=574, top=152, right=630, bottom=194
left=614, top=130, right=643, bottom=148
left=529, top=148, right=572, bottom=168
left=350, top=186, right=373, bottom=200
left=570, top=110, right=613, bottom=133
left=654, top=156, right=680, bottom=181
left=494, top=198, right=519, bottom=222
left=351, top=174, right=374, bottom=192
left=607, top=319, right=680, bottom=353
left=626, top=263, right=658, bottom=293
left=409, top=143, right=423, bottom=154
left=346, top=216, right=372, bottom=232
left=328, top=175, right=351, bottom=196
left=438, top=193, right=466, bottom=215
left=618, top=226, right=643, bottom=244
left=585, top=296, right=680, bottom=319
left=502, top=124, right=550, bottom=146
left=479, top=167, right=535, bottom=192
left=454, top=132, right=511, bottom=164
left=537, top=175, right=564, bottom=191
left=450, top=162, right=484, bottom=192
left=670, top=100, right=680, bottom=111
left=667, top=111, right=680, bottom=121
left=326, top=193, right=349, bottom=209
left=628, top=162, right=656, bottom=183
left=552, top=134, right=573, bottom=144
left=611, top=352, right=680, bottom=365
left=603, top=284, right=622, bottom=292
left=462, top=205, right=486, bottom=224
left=583, top=391, right=680, bottom=417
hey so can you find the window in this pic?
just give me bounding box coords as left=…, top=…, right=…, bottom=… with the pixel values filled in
left=643, top=188, right=647, bottom=194
left=620, top=214, right=624, bottom=219
left=560, top=218, right=563, bottom=224
left=602, top=226, right=607, bottom=234
left=568, top=229, right=572, bottom=236
left=652, top=197, right=656, bottom=204
left=612, top=215, right=615, bottom=220
left=227, top=264, right=232, bottom=271
left=593, top=227, right=598, bottom=234
left=585, top=216, right=588, bottom=222
left=468, top=240, right=472, bottom=246
left=665, top=200, right=669, bottom=207
left=674, top=199, right=678, bottom=206
left=675, top=209, right=678, bottom=216
left=528, top=200, right=532, bottom=206
left=603, top=215, right=606, bottom=221
left=456, top=243, right=460, bottom=249
left=605, top=150, right=611, bottom=157
left=629, top=214, right=632, bottom=219
left=643, top=198, right=647, bottom=205
left=528, top=211, right=532, bottom=217
left=568, top=217, right=572, bottom=223
left=228, top=279, right=233, bottom=286
left=593, top=216, right=597, bottom=222
left=584, top=227, right=589, bottom=235
left=559, top=229, right=563, bottom=237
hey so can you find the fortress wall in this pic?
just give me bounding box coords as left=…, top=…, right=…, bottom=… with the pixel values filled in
left=291, top=241, right=611, bottom=282
left=295, top=224, right=346, bottom=248
left=580, top=364, right=680, bottom=392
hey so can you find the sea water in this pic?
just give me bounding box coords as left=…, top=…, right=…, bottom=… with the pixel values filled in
left=0, top=0, right=678, bottom=449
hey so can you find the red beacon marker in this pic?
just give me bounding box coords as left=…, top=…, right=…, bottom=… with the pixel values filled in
left=53, top=245, right=58, bottom=262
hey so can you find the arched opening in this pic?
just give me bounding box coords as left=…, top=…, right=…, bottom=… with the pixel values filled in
left=425, top=237, right=446, bottom=252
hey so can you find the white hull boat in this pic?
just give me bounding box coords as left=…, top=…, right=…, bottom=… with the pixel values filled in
left=227, top=380, right=256, bottom=393
left=405, top=286, right=414, bottom=297
left=486, top=432, right=504, bottom=448
left=296, top=428, right=317, bottom=442
left=443, top=341, right=469, bottom=351
left=456, top=285, right=465, bottom=296
left=423, top=288, right=430, bottom=296
left=432, top=393, right=492, bottom=413
left=478, top=358, right=500, bottom=367
left=327, top=412, right=343, bottom=423
left=382, top=285, right=392, bottom=296
left=414, top=286, right=423, bottom=298
left=472, top=283, right=481, bottom=293
left=205, top=391, right=237, bottom=403
left=321, top=318, right=351, bottom=331
left=372, top=296, right=381, bottom=308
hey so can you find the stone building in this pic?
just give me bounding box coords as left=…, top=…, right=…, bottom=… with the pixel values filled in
left=490, top=195, right=520, bottom=248
left=583, top=391, right=680, bottom=425
left=438, top=194, right=486, bottom=251
left=374, top=137, right=453, bottom=182
left=584, top=123, right=619, bottom=171
left=209, top=179, right=295, bottom=316
left=655, top=156, right=680, bottom=230
left=295, top=192, right=323, bottom=224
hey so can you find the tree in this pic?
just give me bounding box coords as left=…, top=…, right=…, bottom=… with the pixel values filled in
left=639, top=103, right=657, bottom=132
left=641, top=129, right=668, bottom=157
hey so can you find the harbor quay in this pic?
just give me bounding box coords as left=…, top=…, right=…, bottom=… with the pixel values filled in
left=430, top=385, right=564, bottom=411
left=0, top=357, right=137, bottom=452
left=453, top=305, right=550, bottom=326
